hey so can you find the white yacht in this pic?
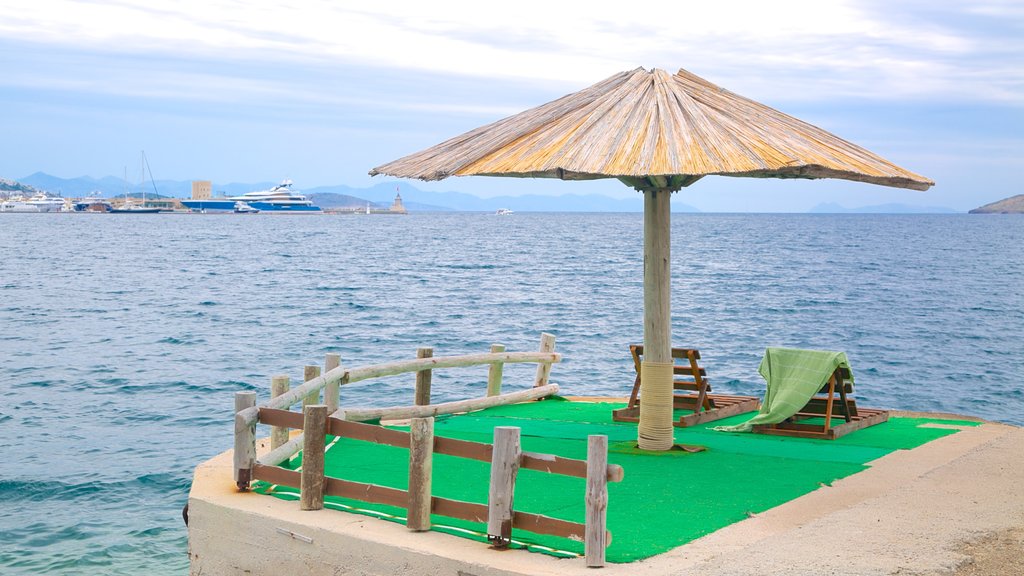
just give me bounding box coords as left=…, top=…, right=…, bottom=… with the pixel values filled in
left=0, top=193, right=66, bottom=213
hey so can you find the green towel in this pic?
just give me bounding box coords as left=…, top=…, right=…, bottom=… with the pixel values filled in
left=715, top=347, right=852, bottom=433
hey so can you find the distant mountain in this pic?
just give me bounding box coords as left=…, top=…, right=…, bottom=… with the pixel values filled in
left=17, top=171, right=185, bottom=198
left=969, top=194, right=1024, bottom=214
left=306, top=184, right=452, bottom=211
left=809, top=202, right=959, bottom=214
left=210, top=181, right=280, bottom=197
left=308, top=192, right=386, bottom=209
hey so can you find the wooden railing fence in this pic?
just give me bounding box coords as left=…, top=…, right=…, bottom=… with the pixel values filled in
left=232, top=333, right=623, bottom=567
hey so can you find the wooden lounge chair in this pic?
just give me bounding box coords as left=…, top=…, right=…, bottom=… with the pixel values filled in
left=612, top=345, right=759, bottom=427
left=752, top=364, right=889, bottom=440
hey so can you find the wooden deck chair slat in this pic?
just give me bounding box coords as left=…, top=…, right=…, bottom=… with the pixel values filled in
left=613, top=344, right=758, bottom=427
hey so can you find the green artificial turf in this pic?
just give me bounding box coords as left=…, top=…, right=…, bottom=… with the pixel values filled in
left=252, top=397, right=973, bottom=563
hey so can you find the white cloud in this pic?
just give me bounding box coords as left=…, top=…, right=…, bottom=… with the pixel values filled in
left=1, top=0, right=1020, bottom=105
left=966, top=0, right=1024, bottom=18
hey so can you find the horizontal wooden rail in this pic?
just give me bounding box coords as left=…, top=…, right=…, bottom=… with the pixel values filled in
left=259, top=435, right=304, bottom=467
left=252, top=464, right=593, bottom=542
left=257, top=408, right=625, bottom=482
left=336, top=384, right=559, bottom=422
left=345, top=351, right=562, bottom=385
left=238, top=351, right=562, bottom=427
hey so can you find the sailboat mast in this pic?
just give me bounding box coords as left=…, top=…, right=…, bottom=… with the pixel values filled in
left=140, top=151, right=146, bottom=206
left=143, top=151, right=160, bottom=202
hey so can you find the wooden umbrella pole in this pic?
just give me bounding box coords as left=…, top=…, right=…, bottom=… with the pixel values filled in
left=639, top=188, right=674, bottom=451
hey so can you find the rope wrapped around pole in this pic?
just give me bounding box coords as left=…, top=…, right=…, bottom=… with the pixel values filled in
left=638, top=361, right=674, bottom=450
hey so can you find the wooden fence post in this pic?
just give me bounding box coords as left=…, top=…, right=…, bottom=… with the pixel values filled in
left=233, top=391, right=257, bottom=491
left=487, top=343, right=506, bottom=397
left=585, top=435, right=609, bottom=567
left=324, top=353, right=341, bottom=413
left=407, top=417, right=434, bottom=531
left=533, top=333, right=556, bottom=387
left=303, top=365, right=321, bottom=408
left=415, top=347, right=433, bottom=406
left=487, top=426, right=521, bottom=546
left=300, top=404, right=328, bottom=511
left=270, top=375, right=290, bottom=450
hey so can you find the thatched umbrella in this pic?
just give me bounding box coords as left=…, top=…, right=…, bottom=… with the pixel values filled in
left=369, top=67, right=933, bottom=451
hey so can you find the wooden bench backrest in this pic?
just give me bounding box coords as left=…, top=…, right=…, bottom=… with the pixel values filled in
left=821, top=366, right=853, bottom=394
left=629, top=344, right=708, bottom=392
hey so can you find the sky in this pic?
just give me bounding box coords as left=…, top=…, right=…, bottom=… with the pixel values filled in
left=1, top=1, right=1021, bottom=211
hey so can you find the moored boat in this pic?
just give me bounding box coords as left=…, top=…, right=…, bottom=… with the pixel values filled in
left=0, top=193, right=66, bottom=213
left=74, top=193, right=113, bottom=212
left=182, top=180, right=321, bottom=213
left=110, top=152, right=163, bottom=213
left=110, top=203, right=162, bottom=214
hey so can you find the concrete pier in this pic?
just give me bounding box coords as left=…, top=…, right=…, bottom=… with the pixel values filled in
left=188, top=412, right=1024, bottom=575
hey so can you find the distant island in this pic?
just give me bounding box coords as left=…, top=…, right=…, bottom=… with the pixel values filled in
left=969, top=194, right=1024, bottom=214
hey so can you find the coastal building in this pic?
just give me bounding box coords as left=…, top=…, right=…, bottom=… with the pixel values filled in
left=191, top=180, right=212, bottom=200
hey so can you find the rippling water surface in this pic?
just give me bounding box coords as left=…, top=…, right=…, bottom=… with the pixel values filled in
left=1, top=212, right=1021, bottom=574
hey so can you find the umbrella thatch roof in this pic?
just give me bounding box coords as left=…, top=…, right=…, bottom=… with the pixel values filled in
left=370, top=67, right=933, bottom=192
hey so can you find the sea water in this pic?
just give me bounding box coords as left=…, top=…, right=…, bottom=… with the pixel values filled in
left=1, top=212, right=1021, bottom=574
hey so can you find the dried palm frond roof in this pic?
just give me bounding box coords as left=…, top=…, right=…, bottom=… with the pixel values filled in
left=370, top=67, right=933, bottom=192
